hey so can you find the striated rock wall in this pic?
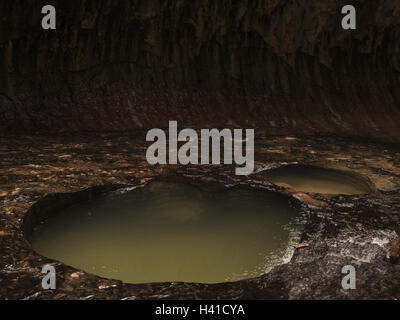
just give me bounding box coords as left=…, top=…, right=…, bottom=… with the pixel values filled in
left=0, top=0, right=399, bottom=141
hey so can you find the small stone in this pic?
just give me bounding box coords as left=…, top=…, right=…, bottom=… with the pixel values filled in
left=98, top=284, right=109, bottom=290
left=389, top=237, right=400, bottom=264
left=293, top=193, right=327, bottom=207
left=70, top=271, right=84, bottom=279
left=293, top=243, right=309, bottom=249
left=11, top=188, right=21, bottom=195
left=200, top=177, right=215, bottom=182
left=58, top=154, right=72, bottom=159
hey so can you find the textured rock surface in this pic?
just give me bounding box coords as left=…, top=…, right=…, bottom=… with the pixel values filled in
left=0, top=0, right=400, bottom=142
left=1, top=1, right=400, bottom=300
left=0, top=133, right=399, bottom=299
left=390, top=236, right=400, bottom=263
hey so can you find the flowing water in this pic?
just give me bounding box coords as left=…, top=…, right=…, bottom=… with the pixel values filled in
left=260, top=165, right=372, bottom=195
left=29, top=182, right=303, bottom=284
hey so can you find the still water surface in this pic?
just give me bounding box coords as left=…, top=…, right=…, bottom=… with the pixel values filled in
left=260, top=165, right=372, bottom=195
left=30, top=182, right=303, bottom=284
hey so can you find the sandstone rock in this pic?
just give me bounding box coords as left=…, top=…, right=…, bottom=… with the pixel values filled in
left=293, top=193, right=327, bottom=207
left=389, top=237, right=400, bottom=264
left=293, top=243, right=309, bottom=249
left=140, top=178, right=153, bottom=184
left=0, top=1, right=399, bottom=142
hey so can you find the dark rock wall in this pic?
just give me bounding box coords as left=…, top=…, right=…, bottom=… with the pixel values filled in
left=0, top=0, right=399, bottom=141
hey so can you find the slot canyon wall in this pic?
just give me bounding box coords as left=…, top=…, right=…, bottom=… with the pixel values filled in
left=0, top=0, right=399, bottom=142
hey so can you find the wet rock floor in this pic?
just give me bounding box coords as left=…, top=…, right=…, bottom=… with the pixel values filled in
left=0, top=131, right=399, bottom=299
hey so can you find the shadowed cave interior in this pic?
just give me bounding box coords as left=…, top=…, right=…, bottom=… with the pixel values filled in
left=0, top=0, right=400, bottom=300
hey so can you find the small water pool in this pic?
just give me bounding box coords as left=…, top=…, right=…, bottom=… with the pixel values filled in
left=259, top=164, right=373, bottom=195
left=26, top=182, right=304, bottom=284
